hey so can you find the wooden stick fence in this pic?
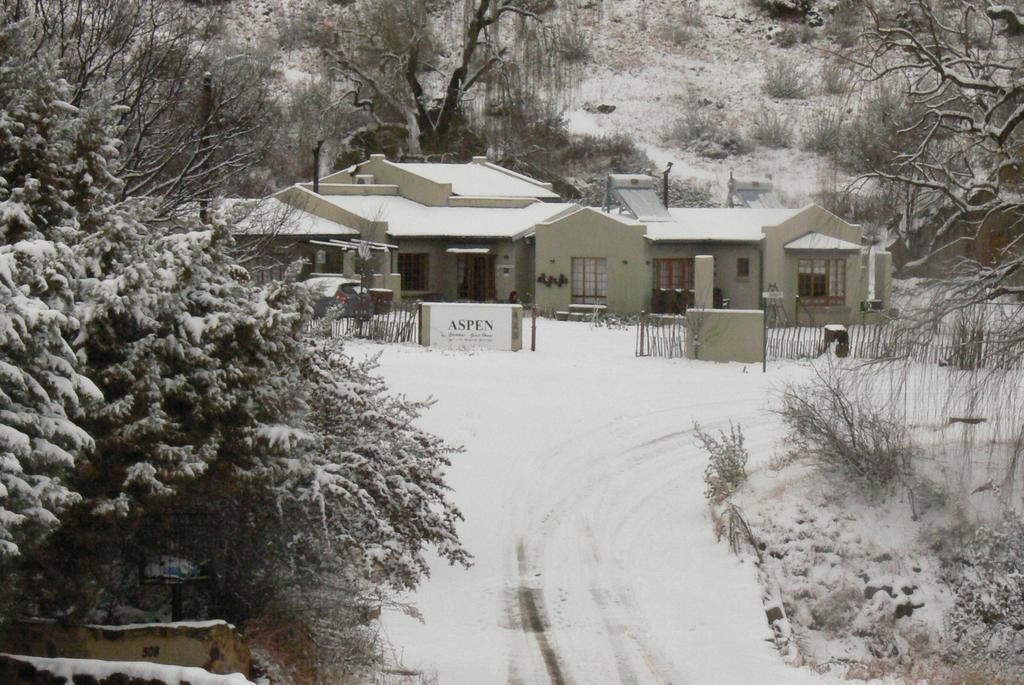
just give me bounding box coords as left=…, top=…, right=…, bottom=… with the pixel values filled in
left=635, top=312, right=687, bottom=358
left=311, top=303, right=420, bottom=344
left=765, top=324, right=1024, bottom=369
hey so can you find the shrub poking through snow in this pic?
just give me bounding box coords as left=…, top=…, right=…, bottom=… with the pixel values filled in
left=696, top=421, right=748, bottom=503
left=752, top=108, right=794, bottom=148
left=779, top=362, right=918, bottom=500
left=664, top=99, right=751, bottom=159
left=762, top=57, right=809, bottom=99
left=944, top=513, right=1024, bottom=670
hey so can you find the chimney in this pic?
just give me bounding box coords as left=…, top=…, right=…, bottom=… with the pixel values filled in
left=727, top=170, right=735, bottom=208
left=312, top=140, right=324, bottom=194
left=662, top=162, right=673, bottom=209
left=199, top=72, right=213, bottom=224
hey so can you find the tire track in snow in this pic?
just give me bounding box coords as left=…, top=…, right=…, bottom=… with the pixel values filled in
left=514, top=541, right=570, bottom=685
left=506, top=397, right=779, bottom=684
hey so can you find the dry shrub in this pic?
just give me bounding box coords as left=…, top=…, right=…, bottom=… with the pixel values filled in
left=801, top=107, right=844, bottom=155
left=779, top=361, right=918, bottom=498
left=696, top=421, right=749, bottom=503
left=752, top=108, right=794, bottom=148
left=678, top=0, right=706, bottom=27
left=555, top=24, right=592, bottom=63
left=826, top=0, right=862, bottom=47
left=819, top=58, right=853, bottom=95
left=762, top=56, right=809, bottom=99
left=664, top=98, right=751, bottom=159
left=661, top=24, right=697, bottom=46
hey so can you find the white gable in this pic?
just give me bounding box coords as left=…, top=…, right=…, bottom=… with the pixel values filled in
left=388, top=162, right=560, bottom=199
left=321, top=194, right=575, bottom=239
left=784, top=232, right=862, bottom=252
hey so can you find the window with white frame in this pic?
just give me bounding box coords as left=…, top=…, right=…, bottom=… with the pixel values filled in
left=571, top=257, right=607, bottom=305
left=797, top=258, right=846, bottom=305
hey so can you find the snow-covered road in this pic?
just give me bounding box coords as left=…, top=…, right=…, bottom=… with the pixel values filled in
left=354, top=320, right=844, bottom=684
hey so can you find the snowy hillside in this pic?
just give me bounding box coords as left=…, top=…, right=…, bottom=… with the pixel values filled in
left=205, top=0, right=851, bottom=202
left=565, top=0, right=846, bottom=198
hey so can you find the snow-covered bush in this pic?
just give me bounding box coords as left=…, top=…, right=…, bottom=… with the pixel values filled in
left=696, top=421, right=748, bottom=503
left=664, top=99, right=751, bottom=159
left=943, top=513, right=1024, bottom=672
left=762, top=57, right=809, bottom=99
left=779, top=363, right=918, bottom=499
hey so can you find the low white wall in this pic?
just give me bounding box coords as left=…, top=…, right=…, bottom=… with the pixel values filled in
left=685, top=308, right=764, bottom=364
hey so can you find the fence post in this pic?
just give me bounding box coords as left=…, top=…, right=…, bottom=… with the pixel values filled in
left=417, top=302, right=423, bottom=345
left=531, top=306, right=537, bottom=352
left=762, top=306, right=767, bottom=373
left=640, top=311, right=647, bottom=357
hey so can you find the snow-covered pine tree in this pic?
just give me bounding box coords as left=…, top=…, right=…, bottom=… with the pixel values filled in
left=0, top=22, right=105, bottom=567
left=190, top=336, right=470, bottom=680
left=289, top=337, right=470, bottom=591
left=73, top=211, right=308, bottom=515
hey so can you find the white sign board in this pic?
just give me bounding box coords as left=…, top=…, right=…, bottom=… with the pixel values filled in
left=421, top=303, right=523, bottom=351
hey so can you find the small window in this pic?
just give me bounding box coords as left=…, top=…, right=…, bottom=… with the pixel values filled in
left=737, top=257, right=750, bottom=278
left=398, top=253, right=429, bottom=291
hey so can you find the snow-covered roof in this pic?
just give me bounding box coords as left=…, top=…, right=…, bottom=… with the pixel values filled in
left=321, top=194, right=576, bottom=239
left=784, top=232, right=862, bottom=252
left=231, top=198, right=359, bottom=237
left=643, top=207, right=802, bottom=242
left=387, top=161, right=560, bottom=199
left=302, top=276, right=360, bottom=297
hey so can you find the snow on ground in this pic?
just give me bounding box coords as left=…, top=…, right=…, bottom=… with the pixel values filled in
left=348, top=319, right=878, bottom=684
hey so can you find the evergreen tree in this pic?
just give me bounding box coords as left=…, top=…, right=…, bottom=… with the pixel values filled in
left=0, top=22, right=105, bottom=565
left=289, top=337, right=469, bottom=591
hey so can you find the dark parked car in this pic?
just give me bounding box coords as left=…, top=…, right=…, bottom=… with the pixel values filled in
left=305, top=277, right=373, bottom=318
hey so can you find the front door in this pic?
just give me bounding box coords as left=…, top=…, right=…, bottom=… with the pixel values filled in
left=457, top=254, right=496, bottom=301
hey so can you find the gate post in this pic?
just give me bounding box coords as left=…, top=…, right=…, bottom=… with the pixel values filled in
left=639, top=310, right=647, bottom=357
left=531, top=306, right=537, bottom=352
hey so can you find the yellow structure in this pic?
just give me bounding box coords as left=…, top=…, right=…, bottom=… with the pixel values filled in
left=237, top=159, right=890, bottom=325
left=534, top=203, right=890, bottom=325
left=7, top=619, right=252, bottom=677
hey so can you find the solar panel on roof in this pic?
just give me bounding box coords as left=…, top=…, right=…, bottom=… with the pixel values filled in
left=614, top=187, right=673, bottom=221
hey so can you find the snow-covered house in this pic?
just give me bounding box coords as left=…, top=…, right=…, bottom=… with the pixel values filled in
left=535, top=181, right=892, bottom=325
left=242, top=154, right=574, bottom=301
left=239, top=157, right=889, bottom=324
